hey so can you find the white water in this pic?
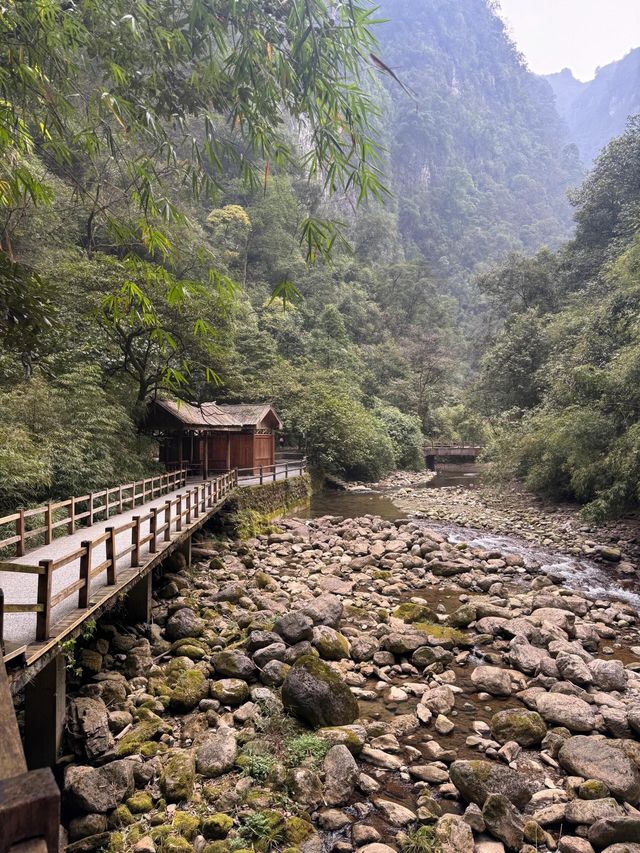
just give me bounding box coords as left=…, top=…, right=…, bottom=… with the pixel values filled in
left=425, top=521, right=640, bottom=613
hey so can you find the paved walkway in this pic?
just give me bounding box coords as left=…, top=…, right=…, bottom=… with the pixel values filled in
left=1, top=483, right=211, bottom=645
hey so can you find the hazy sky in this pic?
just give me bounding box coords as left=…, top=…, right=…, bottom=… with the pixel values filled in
left=498, top=0, right=640, bottom=81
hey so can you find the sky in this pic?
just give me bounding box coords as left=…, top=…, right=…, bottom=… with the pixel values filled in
left=498, top=0, right=640, bottom=81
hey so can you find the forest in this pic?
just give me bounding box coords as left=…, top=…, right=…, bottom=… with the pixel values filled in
left=1, top=0, right=639, bottom=519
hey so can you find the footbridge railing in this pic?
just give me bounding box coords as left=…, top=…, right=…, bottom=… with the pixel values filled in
left=0, top=468, right=189, bottom=560
left=0, top=471, right=236, bottom=650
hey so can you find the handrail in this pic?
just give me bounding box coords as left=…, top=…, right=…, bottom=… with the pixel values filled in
left=0, top=468, right=189, bottom=558
left=236, top=458, right=307, bottom=485
left=0, top=470, right=238, bottom=648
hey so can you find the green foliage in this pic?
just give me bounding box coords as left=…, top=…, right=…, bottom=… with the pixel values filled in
left=430, top=403, right=488, bottom=444
left=373, top=401, right=425, bottom=470
left=238, top=812, right=284, bottom=851
left=284, top=733, right=330, bottom=768
left=479, top=119, right=640, bottom=519
left=399, top=826, right=442, bottom=853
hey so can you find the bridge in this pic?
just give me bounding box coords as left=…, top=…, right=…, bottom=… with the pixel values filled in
left=0, top=459, right=307, bottom=852
left=424, top=443, right=483, bottom=470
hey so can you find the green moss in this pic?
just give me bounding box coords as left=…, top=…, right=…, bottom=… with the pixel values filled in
left=399, top=825, right=442, bottom=853
left=126, top=792, right=154, bottom=814
left=203, top=842, right=231, bottom=853
left=111, top=805, right=135, bottom=827
left=140, top=741, right=162, bottom=758
left=393, top=603, right=437, bottom=623
left=203, top=814, right=234, bottom=840
left=412, top=622, right=466, bottom=644
left=109, top=832, right=125, bottom=853
left=284, top=817, right=313, bottom=845
left=161, top=749, right=196, bottom=802
left=163, top=835, right=193, bottom=853
left=173, top=812, right=201, bottom=840
left=116, top=720, right=164, bottom=757
left=255, top=572, right=277, bottom=590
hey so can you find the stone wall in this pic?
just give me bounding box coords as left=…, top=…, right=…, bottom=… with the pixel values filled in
left=218, top=474, right=311, bottom=537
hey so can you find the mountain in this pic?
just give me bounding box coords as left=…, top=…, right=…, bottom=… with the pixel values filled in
left=546, top=48, right=640, bottom=165
left=375, top=0, right=583, bottom=290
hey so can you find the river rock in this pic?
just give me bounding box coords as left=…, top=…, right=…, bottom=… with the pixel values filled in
left=323, top=745, right=359, bottom=806
left=558, top=737, right=640, bottom=802
left=282, top=655, right=358, bottom=727
left=212, top=649, right=257, bottom=680
left=312, top=625, right=350, bottom=660
left=421, top=684, right=456, bottom=715
left=588, top=817, right=640, bottom=848
left=373, top=798, right=417, bottom=826
left=66, top=697, right=115, bottom=761
left=482, top=793, right=524, bottom=851
left=556, top=653, right=594, bottom=687
left=490, top=709, right=547, bottom=747
left=165, top=607, right=203, bottom=641
left=196, top=727, right=237, bottom=777
left=536, top=693, right=598, bottom=732
left=449, top=760, right=537, bottom=810
left=565, top=797, right=626, bottom=824
left=434, top=814, right=474, bottom=853
left=160, top=749, right=195, bottom=802
left=301, top=594, right=343, bottom=627
left=274, top=612, right=314, bottom=644
left=65, top=759, right=135, bottom=813
left=471, top=666, right=514, bottom=696
left=589, top=659, right=627, bottom=692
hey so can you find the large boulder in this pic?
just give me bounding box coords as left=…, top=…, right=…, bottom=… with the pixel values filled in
left=588, top=817, right=640, bottom=848
left=490, top=709, right=547, bottom=747
left=482, top=794, right=524, bottom=851
left=65, top=759, right=134, bottom=813
left=434, top=814, right=475, bottom=853
left=558, top=737, right=640, bottom=802
left=212, top=650, right=257, bottom=681
left=449, top=760, right=537, bottom=810
left=282, top=655, right=358, bottom=727
left=66, top=697, right=114, bottom=761
left=589, top=659, right=627, bottom=692
left=536, top=693, right=598, bottom=732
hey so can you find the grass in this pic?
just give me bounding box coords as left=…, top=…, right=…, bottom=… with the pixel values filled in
left=399, top=826, right=442, bottom=853
left=284, top=733, right=331, bottom=768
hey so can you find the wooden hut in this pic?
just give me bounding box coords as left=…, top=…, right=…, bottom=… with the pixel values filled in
left=145, top=399, right=283, bottom=476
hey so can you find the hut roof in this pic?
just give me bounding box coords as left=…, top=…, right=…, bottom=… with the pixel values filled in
left=152, top=399, right=282, bottom=430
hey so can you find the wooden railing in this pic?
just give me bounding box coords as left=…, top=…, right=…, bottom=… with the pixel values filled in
left=237, top=458, right=307, bottom=485
left=0, top=469, right=188, bottom=559
left=0, top=471, right=237, bottom=645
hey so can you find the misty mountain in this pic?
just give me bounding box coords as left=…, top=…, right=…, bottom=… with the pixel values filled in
left=375, top=0, right=583, bottom=290
left=546, top=48, right=640, bottom=165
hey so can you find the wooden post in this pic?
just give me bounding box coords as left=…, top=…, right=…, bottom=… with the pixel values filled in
left=89, top=493, right=94, bottom=525
left=259, top=465, right=263, bottom=485
left=125, top=571, right=152, bottom=624
left=45, top=503, right=52, bottom=545
left=68, top=496, right=75, bottom=535
left=285, top=462, right=289, bottom=480
left=164, top=500, right=171, bottom=542
left=16, top=509, right=25, bottom=558
left=106, top=526, right=117, bottom=584
left=186, top=491, right=191, bottom=525
left=192, top=487, right=199, bottom=518
left=118, top=485, right=123, bottom=513
left=203, top=436, right=209, bottom=480
left=131, top=517, right=141, bottom=566
left=176, top=495, right=182, bottom=532
left=36, top=560, right=53, bottom=642
left=207, top=481, right=212, bottom=508
left=273, top=464, right=277, bottom=482
left=79, top=542, right=91, bottom=608
left=24, top=653, right=66, bottom=772
left=150, top=508, right=158, bottom=553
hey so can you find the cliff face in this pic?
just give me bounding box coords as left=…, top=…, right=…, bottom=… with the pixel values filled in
left=546, top=48, right=640, bottom=165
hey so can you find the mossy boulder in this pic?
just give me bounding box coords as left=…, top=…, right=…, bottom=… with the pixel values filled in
left=447, top=604, right=477, bottom=629
left=126, top=792, right=154, bottom=814
left=168, top=668, right=209, bottom=712
left=311, top=626, right=350, bottom=661
left=282, top=655, right=359, bottom=728
left=316, top=725, right=366, bottom=754
left=116, top=720, right=164, bottom=757
left=284, top=817, right=313, bottom=845
left=392, top=603, right=437, bottom=623
left=163, top=836, right=192, bottom=853
left=110, top=805, right=135, bottom=827
left=210, top=678, right=251, bottom=705
left=161, top=749, right=196, bottom=802
left=490, top=709, right=547, bottom=747
left=203, top=843, right=231, bottom=853
left=449, top=760, right=537, bottom=810
left=202, top=814, right=234, bottom=840
left=172, top=812, right=201, bottom=839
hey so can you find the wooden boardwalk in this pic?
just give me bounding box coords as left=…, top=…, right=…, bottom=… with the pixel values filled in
left=0, top=470, right=237, bottom=675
